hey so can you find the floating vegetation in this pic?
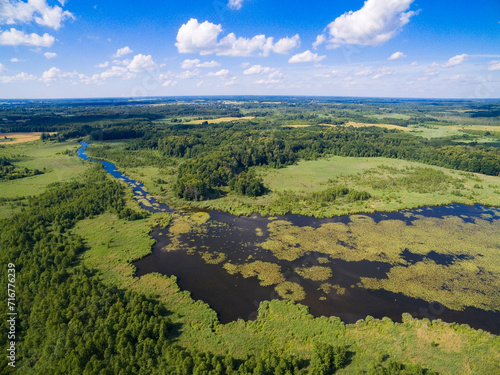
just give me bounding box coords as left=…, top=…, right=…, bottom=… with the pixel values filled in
left=317, top=257, right=330, bottom=264
left=259, top=212, right=500, bottom=311
left=255, top=228, right=264, bottom=236
left=274, top=281, right=306, bottom=301
left=223, top=261, right=285, bottom=286
left=295, top=266, right=332, bottom=281
left=190, top=211, right=210, bottom=225
left=200, top=251, right=226, bottom=264
left=137, top=198, right=152, bottom=207
left=319, top=283, right=346, bottom=295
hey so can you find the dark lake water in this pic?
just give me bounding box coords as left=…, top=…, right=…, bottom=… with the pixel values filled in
left=78, top=143, right=500, bottom=334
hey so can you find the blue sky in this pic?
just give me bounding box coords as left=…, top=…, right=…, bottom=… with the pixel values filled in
left=0, top=0, right=499, bottom=99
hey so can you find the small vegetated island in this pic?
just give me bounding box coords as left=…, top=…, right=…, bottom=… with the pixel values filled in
left=1, top=97, right=500, bottom=374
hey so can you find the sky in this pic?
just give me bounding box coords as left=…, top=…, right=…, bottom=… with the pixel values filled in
left=0, top=0, right=499, bottom=99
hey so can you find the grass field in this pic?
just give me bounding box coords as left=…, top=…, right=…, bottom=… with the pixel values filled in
left=0, top=132, right=56, bottom=144
left=185, top=116, right=255, bottom=124
left=337, top=121, right=413, bottom=132
left=0, top=140, right=88, bottom=218
left=157, top=155, right=500, bottom=218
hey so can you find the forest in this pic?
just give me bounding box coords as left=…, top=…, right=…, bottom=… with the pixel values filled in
left=1, top=97, right=499, bottom=374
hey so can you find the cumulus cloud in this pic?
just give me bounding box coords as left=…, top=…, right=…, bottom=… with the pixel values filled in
left=176, top=19, right=222, bottom=54
left=181, top=59, right=220, bottom=69
left=488, top=61, right=500, bottom=71
left=312, top=34, right=326, bottom=49
left=388, top=51, right=406, bottom=60
left=126, top=54, right=157, bottom=72
left=0, top=63, right=5, bottom=72
left=178, top=70, right=199, bottom=79
left=113, top=46, right=133, bottom=58
left=443, top=54, right=468, bottom=67
left=197, top=60, right=220, bottom=68
left=95, top=61, right=109, bottom=68
left=321, top=0, right=416, bottom=48
left=0, top=0, right=74, bottom=30
left=41, top=67, right=85, bottom=83
left=2, top=0, right=72, bottom=31
left=272, top=34, right=300, bottom=54
left=175, top=18, right=300, bottom=57
left=162, top=80, right=177, bottom=87
left=44, top=51, right=56, bottom=59
left=228, top=0, right=243, bottom=10
left=208, top=69, right=230, bottom=77
left=243, top=65, right=273, bottom=75
left=288, top=50, right=326, bottom=63
left=0, top=71, right=36, bottom=83
left=10, top=57, right=20, bottom=62
left=0, top=28, right=54, bottom=46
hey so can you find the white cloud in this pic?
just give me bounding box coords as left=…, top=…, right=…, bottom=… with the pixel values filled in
left=0, top=71, right=36, bottom=83
left=243, top=65, right=271, bottom=75
left=86, top=66, right=135, bottom=84
left=0, top=63, right=5, bottom=72
left=272, top=35, right=300, bottom=54
left=323, top=0, right=416, bottom=47
left=254, top=78, right=281, bottom=85
left=176, top=18, right=300, bottom=57
left=181, top=59, right=200, bottom=69
left=113, top=46, right=133, bottom=58
left=10, top=57, right=20, bottom=62
left=0, top=0, right=74, bottom=30
left=313, top=34, right=326, bottom=49
left=388, top=51, right=406, bottom=60
left=372, top=71, right=393, bottom=79
left=288, top=50, right=326, bottom=63
left=0, top=28, right=54, bottom=47
left=44, top=51, right=56, bottom=59
left=112, top=59, right=130, bottom=66
left=228, top=0, right=243, bottom=10
left=41, top=67, right=84, bottom=83
left=197, top=60, right=220, bottom=68
left=443, top=54, right=468, bottom=67
left=178, top=70, right=199, bottom=79
left=217, top=33, right=274, bottom=57
left=488, top=61, right=500, bottom=71
left=411, top=62, right=418, bottom=66
left=162, top=80, right=177, bottom=87
left=208, top=69, right=230, bottom=77
left=181, top=59, right=220, bottom=69
left=355, top=68, right=374, bottom=77
left=95, top=61, right=109, bottom=68
left=126, top=54, right=157, bottom=72
left=176, top=19, right=222, bottom=54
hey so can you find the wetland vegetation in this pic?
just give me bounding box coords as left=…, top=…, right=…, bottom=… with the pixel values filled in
left=1, top=97, right=500, bottom=374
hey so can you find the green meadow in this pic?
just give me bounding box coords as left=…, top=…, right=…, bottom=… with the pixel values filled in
left=0, top=140, right=88, bottom=218
left=149, top=155, right=500, bottom=218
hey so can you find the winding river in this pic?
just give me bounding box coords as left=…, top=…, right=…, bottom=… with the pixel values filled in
left=77, top=142, right=500, bottom=334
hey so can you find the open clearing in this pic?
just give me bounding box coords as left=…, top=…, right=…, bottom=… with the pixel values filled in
left=185, top=116, right=255, bottom=124
left=340, top=121, right=412, bottom=131
left=0, top=132, right=56, bottom=144
left=167, top=155, right=500, bottom=217
left=0, top=141, right=88, bottom=199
